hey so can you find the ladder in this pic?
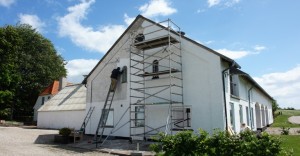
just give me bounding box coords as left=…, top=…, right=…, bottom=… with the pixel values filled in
left=80, top=106, right=95, bottom=133
left=94, top=84, right=117, bottom=147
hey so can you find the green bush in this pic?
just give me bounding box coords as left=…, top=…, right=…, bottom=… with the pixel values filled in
left=151, top=129, right=282, bottom=156
left=281, top=127, right=290, bottom=135
left=59, top=127, right=71, bottom=136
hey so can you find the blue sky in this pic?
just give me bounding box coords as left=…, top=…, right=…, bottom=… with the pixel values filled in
left=1, top=0, right=299, bottom=109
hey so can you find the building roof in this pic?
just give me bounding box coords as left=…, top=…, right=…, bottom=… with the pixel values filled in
left=82, top=15, right=240, bottom=84
left=39, top=81, right=60, bottom=96
left=38, top=84, right=86, bottom=112
left=230, top=68, right=274, bottom=100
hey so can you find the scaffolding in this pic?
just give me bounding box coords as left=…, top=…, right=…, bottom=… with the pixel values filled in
left=129, top=19, right=188, bottom=140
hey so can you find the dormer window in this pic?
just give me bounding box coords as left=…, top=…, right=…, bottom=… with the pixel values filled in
left=152, top=60, right=159, bottom=79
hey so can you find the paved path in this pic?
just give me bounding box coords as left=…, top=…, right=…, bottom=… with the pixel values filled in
left=265, top=116, right=300, bottom=135
left=288, top=116, right=300, bottom=124
left=0, top=127, right=109, bottom=156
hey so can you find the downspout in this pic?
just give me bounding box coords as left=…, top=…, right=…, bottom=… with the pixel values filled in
left=222, top=61, right=237, bottom=131
left=248, top=86, right=254, bottom=129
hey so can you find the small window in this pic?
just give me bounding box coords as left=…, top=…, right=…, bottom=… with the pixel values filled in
left=152, top=60, right=159, bottom=79
left=172, top=107, right=191, bottom=128
left=186, top=108, right=191, bottom=127
left=246, top=106, right=250, bottom=126
left=42, top=97, right=45, bottom=105
left=230, top=103, right=235, bottom=131
left=101, top=109, right=114, bottom=127
left=250, top=108, right=254, bottom=128
left=121, top=66, right=127, bottom=83
left=239, top=105, right=243, bottom=124
left=135, top=106, right=145, bottom=127
left=135, top=34, right=145, bottom=43
left=230, top=75, right=239, bottom=97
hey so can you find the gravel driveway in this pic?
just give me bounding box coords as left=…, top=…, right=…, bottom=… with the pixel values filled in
left=0, top=127, right=109, bottom=156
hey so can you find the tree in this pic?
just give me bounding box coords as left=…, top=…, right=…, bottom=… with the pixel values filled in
left=272, top=100, right=279, bottom=117
left=0, top=24, right=66, bottom=120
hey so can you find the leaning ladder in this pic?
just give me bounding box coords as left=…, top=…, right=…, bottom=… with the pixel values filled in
left=94, top=84, right=117, bottom=147
left=80, top=106, right=95, bottom=133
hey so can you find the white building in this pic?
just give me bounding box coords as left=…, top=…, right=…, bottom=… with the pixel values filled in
left=33, top=80, right=59, bottom=122
left=82, top=15, right=273, bottom=139
left=37, top=83, right=86, bottom=130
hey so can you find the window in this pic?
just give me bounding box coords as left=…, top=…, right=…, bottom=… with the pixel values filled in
left=250, top=108, right=254, bottom=128
left=186, top=108, right=191, bottom=127
left=48, top=96, right=51, bottom=100
left=230, top=75, right=239, bottom=97
left=246, top=106, right=250, bottom=126
left=239, top=105, right=243, bottom=124
left=121, top=66, right=127, bottom=83
left=42, top=97, right=45, bottom=105
left=230, top=103, right=235, bottom=131
left=101, top=109, right=114, bottom=127
left=152, top=60, right=159, bottom=79
left=172, top=107, right=191, bottom=128
left=135, top=106, right=145, bottom=127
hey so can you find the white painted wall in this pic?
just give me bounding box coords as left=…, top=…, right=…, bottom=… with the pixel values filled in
left=181, top=38, right=225, bottom=133
left=226, top=75, right=273, bottom=133
left=85, top=19, right=227, bottom=137
left=85, top=17, right=273, bottom=138
left=33, top=95, right=52, bottom=121
left=37, top=110, right=85, bottom=130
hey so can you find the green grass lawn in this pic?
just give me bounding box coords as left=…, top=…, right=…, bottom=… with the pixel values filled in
left=271, top=110, right=300, bottom=155
left=280, top=135, right=300, bottom=156
left=271, top=109, right=300, bottom=128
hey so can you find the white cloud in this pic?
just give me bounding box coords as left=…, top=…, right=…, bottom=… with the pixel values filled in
left=57, top=0, right=126, bottom=53
left=205, top=40, right=214, bottom=44
left=196, top=9, right=206, bottom=13
left=139, top=0, right=177, bottom=18
left=225, top=0, right=240, bottom=7
left=124, top=14, right=135, bottom=25
left=254, top=65, right=300, bottom=109
left=207, top=0, right=220, bottom=7
left=18, top=14, right=46, bottom=32
left=65, top=59, right=98, bottom=83
left=253, top=45, right=266, bottom=51
left=215, top=48, right=251, bottom=59
left=0, top=0, right=15, bottom=7
left=207, top=0, right=240, bottom=7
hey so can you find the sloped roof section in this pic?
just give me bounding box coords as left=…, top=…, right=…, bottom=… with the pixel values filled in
left=38, top=84, right=86, bottom=112
left=40, top=81, right=60, bottom=96
left=82, top=15, right=239, bottom=84
left=230, top=68, right=273, bottom=100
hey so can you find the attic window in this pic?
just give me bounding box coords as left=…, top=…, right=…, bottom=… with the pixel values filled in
left=135, top=34, right=145, bottom=43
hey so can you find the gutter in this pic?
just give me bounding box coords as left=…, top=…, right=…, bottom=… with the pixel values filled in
left=222, top=61, right=238, bottom=131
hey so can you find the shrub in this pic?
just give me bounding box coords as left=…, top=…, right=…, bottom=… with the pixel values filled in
left=59, top=127, right=71, bottom=136
left=150, top=129, right=282, bottom=156
left=281, top=127, right=290, bottom=135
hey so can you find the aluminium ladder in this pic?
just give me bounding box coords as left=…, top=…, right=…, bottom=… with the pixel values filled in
left=80, top=106, right=95, bottom=133
left=94, top=84, right=117, bottom=147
